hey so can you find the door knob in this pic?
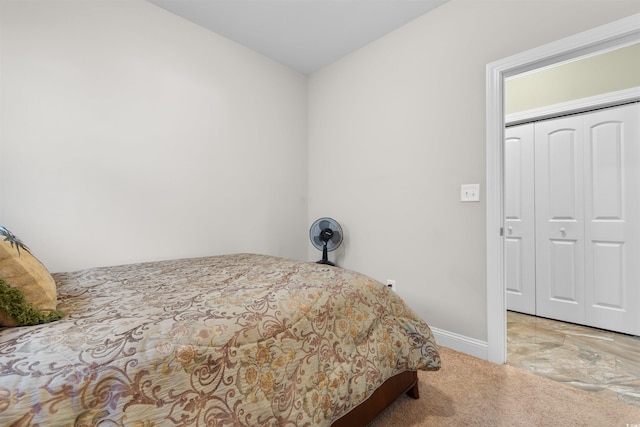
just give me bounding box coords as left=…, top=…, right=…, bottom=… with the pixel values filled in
left=560, top=227, right=566, bottom=237
left=507, top=226, right=513, bottom=235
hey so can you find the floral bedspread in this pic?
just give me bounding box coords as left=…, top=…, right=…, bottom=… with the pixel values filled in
left=0, top=253, right=440, bottom=426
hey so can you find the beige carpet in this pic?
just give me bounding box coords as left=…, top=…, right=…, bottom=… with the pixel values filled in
left=368, top=347, right=640, bottom=426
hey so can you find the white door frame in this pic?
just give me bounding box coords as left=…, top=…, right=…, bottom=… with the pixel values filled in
left=485, top=13, right=640, bottom=364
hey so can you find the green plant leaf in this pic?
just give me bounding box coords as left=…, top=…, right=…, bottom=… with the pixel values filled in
left=0, top=278, right=65, bottom=326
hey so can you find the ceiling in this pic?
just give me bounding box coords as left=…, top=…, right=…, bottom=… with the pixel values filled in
left=147, top=0, right=449, bottom=74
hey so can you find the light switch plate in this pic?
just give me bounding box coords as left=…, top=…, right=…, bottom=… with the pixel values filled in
left=461, top=184, right=480, bottom=202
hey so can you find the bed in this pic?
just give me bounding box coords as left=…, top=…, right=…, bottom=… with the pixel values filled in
left=0, top=253, right=441, bottom=426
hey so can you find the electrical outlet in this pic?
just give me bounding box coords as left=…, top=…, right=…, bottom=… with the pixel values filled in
left=386, top=279, right=396, bottom=292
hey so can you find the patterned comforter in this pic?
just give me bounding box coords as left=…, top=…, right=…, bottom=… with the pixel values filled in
left=0, top=253, right=440, bottom=426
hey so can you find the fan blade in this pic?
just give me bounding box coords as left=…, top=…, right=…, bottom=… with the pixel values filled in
left=313, top=235, right=324, bottom=246
left=330, top=230, right=342, bottom=244
left=319, top=220, right=331, bottom=230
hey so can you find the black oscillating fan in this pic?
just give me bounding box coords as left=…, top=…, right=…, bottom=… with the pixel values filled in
left=309, top=217, right=343, bottom=266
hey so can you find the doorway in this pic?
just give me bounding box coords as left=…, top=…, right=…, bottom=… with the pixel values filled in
left=504, top=101, right=640, bottom=332
left=485, top=13, right=640, bottom=364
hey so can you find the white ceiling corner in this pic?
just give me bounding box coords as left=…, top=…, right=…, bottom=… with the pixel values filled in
left=147, top=0, right=449, bottom=74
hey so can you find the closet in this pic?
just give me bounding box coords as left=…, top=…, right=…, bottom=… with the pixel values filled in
left=505, top=102, right=640, bottom=336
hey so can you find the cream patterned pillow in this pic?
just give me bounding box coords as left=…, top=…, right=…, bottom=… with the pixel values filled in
left=0, top=226, right=61, bottom=327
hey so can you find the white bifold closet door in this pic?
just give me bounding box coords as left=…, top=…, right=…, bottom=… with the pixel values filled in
left=583, top=104, right=640, bottom=335
left=505, top=124, right=536, bottom=315
left=534, top=114, right=586, bottom=324
left=507, top=103, right=640, bottom=335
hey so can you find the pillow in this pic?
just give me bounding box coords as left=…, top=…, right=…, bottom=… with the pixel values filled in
left=0, top=226, right=62, bottom=327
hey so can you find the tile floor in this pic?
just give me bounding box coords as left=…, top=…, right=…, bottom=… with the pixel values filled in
left=507, top=311, right=640, bottom=408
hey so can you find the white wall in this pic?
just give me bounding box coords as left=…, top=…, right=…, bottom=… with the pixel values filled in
left=0, top=0, right=308, bottom=273
left=308, top=0, right=640, bottom=342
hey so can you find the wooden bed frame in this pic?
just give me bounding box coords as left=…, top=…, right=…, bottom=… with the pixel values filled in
left=331, top=370, right=419, bottom=426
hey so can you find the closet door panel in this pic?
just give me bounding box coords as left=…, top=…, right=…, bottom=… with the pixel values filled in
left=584, top=103, right=640, bottom=335
left=548, top=239, right=580, bottom=302
left=592, top=242, right=624, bottom=309
left=505, top=124, right=536, bottom=314
left=535, top=116, right=585, bottom=324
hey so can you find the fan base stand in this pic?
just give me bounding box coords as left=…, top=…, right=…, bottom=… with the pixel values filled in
left=317, top=243, right=336, bottom=267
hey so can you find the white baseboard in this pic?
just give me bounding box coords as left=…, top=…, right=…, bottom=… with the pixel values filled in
left=430, top=327, right=490, bottom=361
